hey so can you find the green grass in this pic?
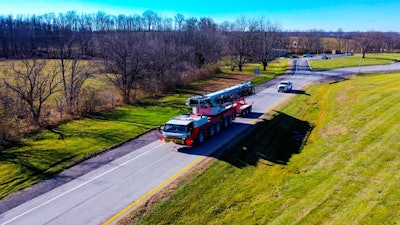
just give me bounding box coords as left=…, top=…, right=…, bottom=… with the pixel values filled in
left=130, top=72, right=400, bottom=224
left=309, top=53, right=400, bottom=71
left=220, top=58, right=290, bottom=86
left=0, top=94, right=189, bottom=200
left=250, top=58, right=289, bottom=85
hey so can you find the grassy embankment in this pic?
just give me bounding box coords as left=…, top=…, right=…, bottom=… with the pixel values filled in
left=127, top=73, right=400, bottom=224
left=0, top=58, right=288, bottom=200
left=309, top=53, right=400, bottom=71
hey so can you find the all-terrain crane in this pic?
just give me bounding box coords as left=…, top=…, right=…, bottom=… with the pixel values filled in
left=159, top=82, right=255, bottom=145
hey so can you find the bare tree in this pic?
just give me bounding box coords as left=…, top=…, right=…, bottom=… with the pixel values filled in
left=174, top=13, right=185, bottom=31
left=382, top=32, right=400, bottom=52
left=227, top=17, right=253, bottom=72
left=58, top=49, right=92, bottom=115
left=301, top=30, right=323, bottom=54
left=143, top=32, right=192, bottom=92
left=95, top=11, right=112, bottom=32
left=335, top=28, right=344, bottom=53
left=228, top=33, right=250, bottom=72
left=0, top=86, right=26, bottom=144
left=355, top=32, right=376, bottom=58
left=0, top=82, right=13, bottom=144
left=100, top=33, right=145, bottom=103
left=142, top=10, right=159, bottom=31
left=4, top=58, right=60, bottom=126
left=196, top=17, right=222, bottom=67
left=254, top=19, right=283, bottom=71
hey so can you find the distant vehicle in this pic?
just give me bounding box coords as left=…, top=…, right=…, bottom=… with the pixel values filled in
left=345, top=52, right=354, bottom=56
left=277, top=81, right=292, bottom=93
left=303, top=53, right=313, bottom=57
left=286, top=54, right=299, bottom=59
left=321, top=55, right=330, bottom=60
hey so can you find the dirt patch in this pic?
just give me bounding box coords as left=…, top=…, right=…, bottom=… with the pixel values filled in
left=189, top=74, right=256, bottom=94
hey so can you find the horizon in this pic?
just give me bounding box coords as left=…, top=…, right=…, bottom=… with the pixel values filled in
left=0, top=0, right=399, bottom=32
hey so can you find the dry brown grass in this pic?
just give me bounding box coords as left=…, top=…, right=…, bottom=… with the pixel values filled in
left=188, top=74, right=256, bottom=95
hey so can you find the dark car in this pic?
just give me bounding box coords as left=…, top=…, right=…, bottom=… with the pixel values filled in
left=321, top=55, right=330, bottom=59
left=303, top=53, right=313, bottom=57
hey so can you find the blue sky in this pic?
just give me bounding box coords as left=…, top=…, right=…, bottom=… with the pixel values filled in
left=0, top=0, right=399, bottom=32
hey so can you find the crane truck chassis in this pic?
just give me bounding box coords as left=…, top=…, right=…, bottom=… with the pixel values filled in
left=159, top=82, right=255, bottom=146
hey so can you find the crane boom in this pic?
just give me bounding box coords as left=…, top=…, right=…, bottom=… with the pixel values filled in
left=186, top=81, right=254, bottom=116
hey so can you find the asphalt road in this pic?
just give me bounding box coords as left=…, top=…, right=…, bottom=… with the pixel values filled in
left=1, top=58, right=400, bottom=225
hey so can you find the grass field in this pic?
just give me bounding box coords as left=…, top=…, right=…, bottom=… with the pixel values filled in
left=309, top=53, right=400, bottom=71
left=128, top=72, right=400, bottom=224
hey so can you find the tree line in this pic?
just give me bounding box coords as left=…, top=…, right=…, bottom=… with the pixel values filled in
left=1, top=11, right=399, bottom=58
left=1, top=10, right=400, bottom=146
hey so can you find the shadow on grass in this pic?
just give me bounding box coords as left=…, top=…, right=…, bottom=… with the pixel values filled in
left=0, top=147, right=78, bottom=186
left=45, top=125, right=66, bottom=140
left=220, top=111, right=313, bottom=167
left=288, top=89, right=311, bottom=95
left=179, top=111, right=313, bottom=168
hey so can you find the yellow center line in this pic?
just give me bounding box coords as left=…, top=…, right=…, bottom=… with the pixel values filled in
left=102, top=155, right=205, bottom=225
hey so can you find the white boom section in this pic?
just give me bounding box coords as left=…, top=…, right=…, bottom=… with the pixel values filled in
left=186, top=81, right=254, bottom=116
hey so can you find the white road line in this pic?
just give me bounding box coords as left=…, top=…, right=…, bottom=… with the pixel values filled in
left=1, top=142, right=164, bottom=225
left=291, top=59, right=298, bottom=76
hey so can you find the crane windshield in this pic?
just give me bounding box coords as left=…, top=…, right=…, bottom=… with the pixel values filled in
left=164, top=124, right=187, bottom=133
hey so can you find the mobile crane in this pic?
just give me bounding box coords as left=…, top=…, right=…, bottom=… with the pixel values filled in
left=159, top=82, right=255, bottom=145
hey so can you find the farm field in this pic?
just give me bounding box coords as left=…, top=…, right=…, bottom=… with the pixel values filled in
left=126, top=72, right=400, bottom=224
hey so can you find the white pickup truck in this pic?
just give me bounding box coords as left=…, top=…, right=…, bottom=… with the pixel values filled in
left=277, top=81, right=293, bottom=92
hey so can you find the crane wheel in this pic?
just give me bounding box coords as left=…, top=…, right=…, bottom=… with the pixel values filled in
left=229, top=115, right=233, bottom=124
left=197, top=130, right=205, bottom=144
left=215, top=123, right=221, bottom=133
left=223, top=118, right=229, bottom=128
left=209, top=126, right=215, bottom=136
